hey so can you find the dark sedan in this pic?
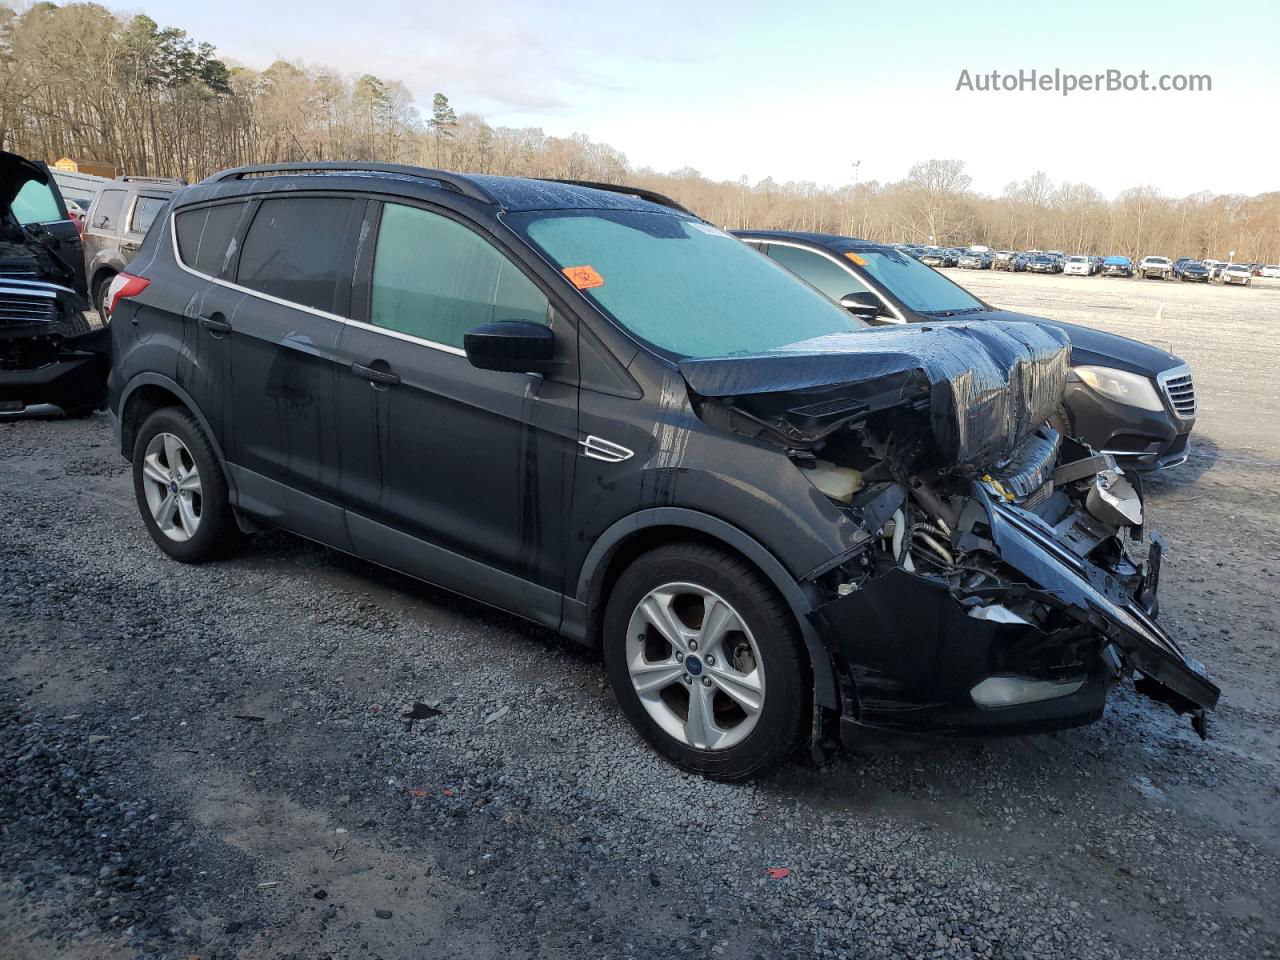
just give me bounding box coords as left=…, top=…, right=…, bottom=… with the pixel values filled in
left=1178, top=261, right=1210, bottom=282
left=734, top=231, right=1197, bottom=470
left=1025, top=255, right=1059, bottom=274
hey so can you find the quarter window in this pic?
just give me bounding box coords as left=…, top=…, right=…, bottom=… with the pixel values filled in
left=90, top=189, right=127, bottom=230
left=370, top=203, right=548, bottom=349
left=767, top=245, right=871, bottom=301
left=130, top=195, right=168, bottom=235
left=175, top=202, right=252, bottom=279
left=236, top=197, right=361, bottom=314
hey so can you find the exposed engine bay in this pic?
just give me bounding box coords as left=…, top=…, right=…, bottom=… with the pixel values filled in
left=680, top=320, right=1219, bottom=739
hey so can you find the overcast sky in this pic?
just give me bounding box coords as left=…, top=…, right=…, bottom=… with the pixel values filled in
left=133, top=0, right=1277, bottom=198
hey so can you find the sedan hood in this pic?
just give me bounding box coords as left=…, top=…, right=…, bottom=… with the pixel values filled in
left=678, top=319, right=1071, bottom=466
left=968, top=309, right=1184, bottom=375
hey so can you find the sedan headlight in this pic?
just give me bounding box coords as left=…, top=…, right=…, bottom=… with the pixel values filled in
left=1072, top=366, right=1165, bottom=411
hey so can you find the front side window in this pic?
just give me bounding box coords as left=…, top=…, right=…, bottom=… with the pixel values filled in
left=237, top=197, right=361, bottom=314
left=850, top=249, right=985, bottom=315
left=12, top=180, right=64, bottom=225
left=767, top=244, right=870, bottom=301
left=369, top=203, right=548, bottom=349
left=175, top=202, right=253, bottom=279
left=91, top=189, right=127, bottom=230
left=130, top=195, right=169, bottom=235
left=510, top=210, right=862, bottom=358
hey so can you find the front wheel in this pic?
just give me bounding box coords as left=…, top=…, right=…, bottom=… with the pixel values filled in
left=94, top=273, right=116, bottom=324
left=603, top=544, right=808, bottom=781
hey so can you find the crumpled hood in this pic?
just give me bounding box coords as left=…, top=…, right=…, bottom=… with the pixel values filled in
left=0, top=150, right=50, bottom=214
left=678, top=319, right=1071, bottom=466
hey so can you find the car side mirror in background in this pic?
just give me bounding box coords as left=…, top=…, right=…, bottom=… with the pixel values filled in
left=838, top=291, right=883, bottom=319
left=464, top=320, right=555, bottom=375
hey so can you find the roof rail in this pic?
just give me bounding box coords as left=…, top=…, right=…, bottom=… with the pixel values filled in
left=203, top=162, right=498, bottom=205
left=537, top=179, right=697, bottom=217
left=119, top=175, right=187, bottom=185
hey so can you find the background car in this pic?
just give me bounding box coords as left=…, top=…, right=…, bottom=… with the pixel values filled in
left=957, top=250, right=991, bottom=269
left=1064, top=255, right=1092, bottom=276
left=1222, top=263, right=1253, bottom=286
left=1025, top=254, right=1059, bottom=274
left=82, top=175, right=183, bottom=319
left=1137, top=256, right=1173, bottom=280
left=1178, top=261, right=1210, bottom=282
left=1261, top=264, right=1280, bottom=278
left=733, top=231, right=1198, bottom=471
left=1101, top=256, right=1133, bottom=277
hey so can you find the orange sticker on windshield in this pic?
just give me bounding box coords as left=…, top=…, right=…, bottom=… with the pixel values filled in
left=845, top=253, right=868, bottom=266
left=562, top=265, right=604, bottom=289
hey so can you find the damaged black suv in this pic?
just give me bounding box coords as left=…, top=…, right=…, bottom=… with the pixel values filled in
left=108, top=164, right=1219, bottom=780
left=0, top=151, right=103, bottom=416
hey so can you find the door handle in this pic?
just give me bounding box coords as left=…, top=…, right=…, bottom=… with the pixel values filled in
left=351, top=361, right=400, bottom=386
left=200, top=315, right=232, bottom=335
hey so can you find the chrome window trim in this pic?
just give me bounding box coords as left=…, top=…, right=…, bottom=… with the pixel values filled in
left=168, top=208, right=468, bottom=358
left=751, top=238, right=908, bottom=324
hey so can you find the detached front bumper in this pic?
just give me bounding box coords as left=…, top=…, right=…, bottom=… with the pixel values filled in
left=812, top=487, right=1218, bottom=743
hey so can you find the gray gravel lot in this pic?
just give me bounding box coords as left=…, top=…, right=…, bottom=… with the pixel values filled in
left=2, top=271, right=1278, bottom=959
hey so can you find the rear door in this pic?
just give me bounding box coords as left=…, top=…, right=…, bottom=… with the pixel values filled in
left=334, top=200, right=579, bottom=626
left=213, top=194, right=364, bottom=548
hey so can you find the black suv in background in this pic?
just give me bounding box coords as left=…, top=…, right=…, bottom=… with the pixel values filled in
left=82, top=176, right=183, bottom=319
left=107, top=165, right=1217, bottom=778
left=0, top=150, right=103, bottom=415
left=734, top=231, right=1197, bottom=470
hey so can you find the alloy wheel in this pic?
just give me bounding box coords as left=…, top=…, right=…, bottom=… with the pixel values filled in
left=140, top=432, right=202, bottom=542
left=624, top=582, right=765, bottom=750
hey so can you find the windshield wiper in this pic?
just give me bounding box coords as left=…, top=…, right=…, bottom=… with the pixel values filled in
left=920, top=307, right=984, bottom=318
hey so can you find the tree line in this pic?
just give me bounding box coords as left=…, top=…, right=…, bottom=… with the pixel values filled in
left=2, top=3, right=1276, bottom=262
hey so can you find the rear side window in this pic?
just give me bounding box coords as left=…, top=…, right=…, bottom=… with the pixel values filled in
left=369, top=202, right=548, bottom=349
left=12, top=180, right=64, bottom=225
left=90, top=189, right=127, bottom=230
left=175, top=202, right=251, bottom=279
left=767, top=244, right=870, bottom=301
left=130, top=195, right=168, bottom=235
left=236, top=197, right=360, bottom=314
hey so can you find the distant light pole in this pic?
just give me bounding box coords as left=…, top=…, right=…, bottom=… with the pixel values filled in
left=849, top=160, right=862, bottom=237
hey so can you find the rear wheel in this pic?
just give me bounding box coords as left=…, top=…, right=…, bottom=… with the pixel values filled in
left=132, top=406, right=243, bottom=562
left=94, top=273, right=116, bottom=324
left=603, top=543, right=808, bottom=781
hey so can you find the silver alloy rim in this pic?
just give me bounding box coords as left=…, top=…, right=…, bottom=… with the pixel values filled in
left=140, top=432, right=202, bottom=542
left=625, top=582, right=765, bottom=751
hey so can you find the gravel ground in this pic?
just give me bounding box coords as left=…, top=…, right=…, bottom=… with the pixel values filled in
left=2, top=272, right=1278, bottom=959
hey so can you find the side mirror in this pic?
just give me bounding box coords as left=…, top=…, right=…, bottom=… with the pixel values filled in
left=464, top=320, right=555, bottom=375
left=838, top=291, right=882, bottom=319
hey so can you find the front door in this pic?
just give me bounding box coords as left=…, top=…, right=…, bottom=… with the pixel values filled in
left=334, top=200, right=578, bottom=628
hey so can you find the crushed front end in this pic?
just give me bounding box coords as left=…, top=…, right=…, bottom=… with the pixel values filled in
left=680, top=320, right=1220, bottom=744
left=0, top=277, right=105, bottom=413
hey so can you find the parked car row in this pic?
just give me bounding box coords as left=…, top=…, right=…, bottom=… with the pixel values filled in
left=904, top=242, right=1274, bottom=286
left=1, top=154, right=1220, bottom=779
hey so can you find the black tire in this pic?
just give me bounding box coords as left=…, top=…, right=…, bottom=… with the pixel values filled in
left=131, top=406, right=243, bottom=563
left=94, top=273, right=115, bottom=324
left=602, top=543, right=808, bottom=781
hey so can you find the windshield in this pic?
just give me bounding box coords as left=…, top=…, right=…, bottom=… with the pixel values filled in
left=1146, top=257, right=1170, bottom=264
left=508, top=210, right=865, bottom=358
left=1068, top=257, right=1087, bottom=263
left=851, top=248, right=985, bottom=315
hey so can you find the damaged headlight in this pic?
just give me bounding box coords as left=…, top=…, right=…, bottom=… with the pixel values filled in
left=1072, top=366, right=1165, bottom=412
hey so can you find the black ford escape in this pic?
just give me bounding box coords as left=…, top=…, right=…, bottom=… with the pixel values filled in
left=108, top=164, right=1218, bottom=780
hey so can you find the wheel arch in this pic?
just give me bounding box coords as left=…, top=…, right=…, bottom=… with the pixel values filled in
left=118, top=374, right=230, bottom=477
left=574, top=508, right=838, bottom=709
